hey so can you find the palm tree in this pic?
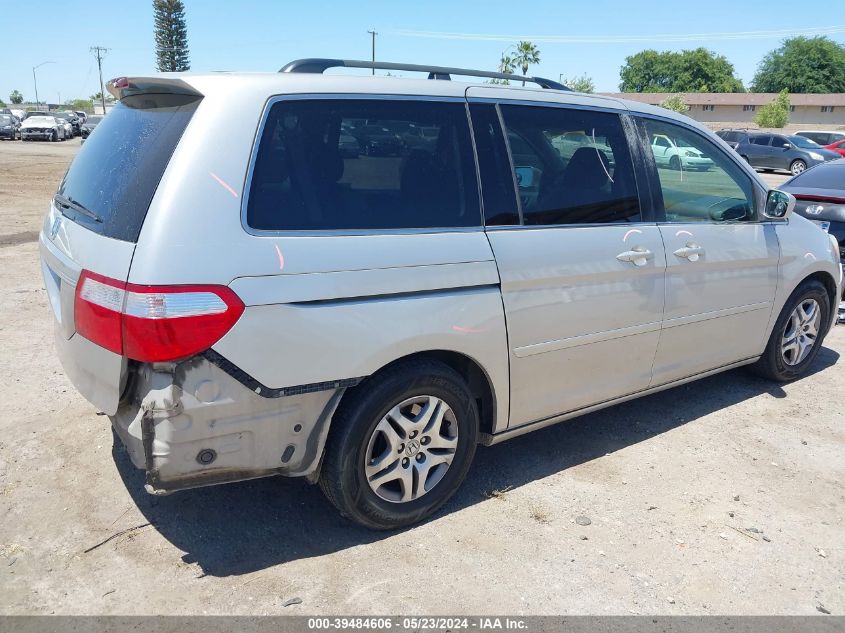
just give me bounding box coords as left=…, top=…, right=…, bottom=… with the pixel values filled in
left=513, top=41, right=541, bottom=86
left=494, top=53, right=516, bottom=84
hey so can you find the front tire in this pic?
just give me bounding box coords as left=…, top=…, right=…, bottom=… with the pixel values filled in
left=51, top=130, right=58, bottom=142
left=790, top=159, right=807, bottom=176
left=669, top=155, right=681, bottom=170
left=319, top=359, right=478, bottom=529
left=751, top=280, right=830, bottom=382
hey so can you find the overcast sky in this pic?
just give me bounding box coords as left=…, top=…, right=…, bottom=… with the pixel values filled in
left=3, top=0, right=845, bottom=104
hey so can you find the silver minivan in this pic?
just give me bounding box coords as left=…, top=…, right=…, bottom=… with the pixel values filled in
left=40, top=60, right=843, bottom=529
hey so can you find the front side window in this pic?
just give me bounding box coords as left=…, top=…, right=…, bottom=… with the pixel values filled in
left=641, top=118, right=755, bottom=223
left=499, top=105, right=641, bottom=225
left=246, top=99, right=480, bottom=231
left=751, top=135, right=773, bottom=146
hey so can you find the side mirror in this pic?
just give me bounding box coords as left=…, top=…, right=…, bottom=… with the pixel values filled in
left=764, top=189, right=795, bottom=219
left=782, top=143, right=792, bottom=149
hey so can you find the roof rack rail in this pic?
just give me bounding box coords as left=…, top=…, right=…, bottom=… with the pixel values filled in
left=279, top=58, right=570, bottom=91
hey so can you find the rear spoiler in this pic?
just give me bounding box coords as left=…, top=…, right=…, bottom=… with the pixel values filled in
left=106, top=76, right=203, bottom=101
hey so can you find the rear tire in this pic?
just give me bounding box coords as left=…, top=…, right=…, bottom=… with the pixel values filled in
left=319, top=359, right=478, bottom=530
left=751, top=280, right=830, bottom=382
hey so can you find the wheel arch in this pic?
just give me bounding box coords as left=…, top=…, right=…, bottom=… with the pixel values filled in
left=340, top=349, right=498, bottom=438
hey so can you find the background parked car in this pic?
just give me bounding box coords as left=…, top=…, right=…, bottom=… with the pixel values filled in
left=20, top=116, right=65, bottom=141
left=795, top=130, right=845, bottom=146
left=79, top=114, right=102, bottom=138
left=823, top=138, right=845, bottom=158
left=0, top=113, right=20, bottom=140
left=726, top=131, right=840, bottom=175
left=650, top=132, right=713, bottom=170
left=57, top=118, right=73, bottom=140
left=715, top=128, right=750, bottom=150
left=53, top=111, right=81, bottom=136
left=781, top=159, right=845, bottom=319
left=73, top=111, right=88, bottom=125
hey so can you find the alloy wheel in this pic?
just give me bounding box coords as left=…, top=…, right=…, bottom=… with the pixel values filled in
left=781, top=298, right=820, bottom=366
left=790, top=160, right=806, bottom=175
left=364, top=395, right=458, bottom=503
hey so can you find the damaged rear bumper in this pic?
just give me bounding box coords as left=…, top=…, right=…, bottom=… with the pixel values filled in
left=110, top=355, right=348, bottom=494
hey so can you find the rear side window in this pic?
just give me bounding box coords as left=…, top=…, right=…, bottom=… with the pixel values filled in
left=246, top=99, right=480, bottom=231
left=57, top=93, right=201, bottom=242
left=498, top=104, right=641, bottom=225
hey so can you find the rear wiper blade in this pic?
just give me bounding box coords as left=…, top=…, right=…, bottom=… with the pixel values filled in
left=53, top=193, right=102, bottom=223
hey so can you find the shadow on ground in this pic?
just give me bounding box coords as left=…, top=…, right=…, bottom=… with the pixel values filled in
left=114, top=346, right=839, bottom=577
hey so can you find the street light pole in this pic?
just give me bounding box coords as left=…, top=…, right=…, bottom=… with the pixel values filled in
left=367, top=30, right=377, bottom=75
left=32, top=61, right=55, bottom=108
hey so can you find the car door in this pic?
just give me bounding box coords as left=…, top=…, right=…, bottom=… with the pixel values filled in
left=637, top=117, right=780, bottom=385
left=770, top=134, right=793, bottom=170
left=467, top=97, right=666, bottom=428
left=651, top=134, right=673, bottom=166
left=746, top=134, right=773, bottom=168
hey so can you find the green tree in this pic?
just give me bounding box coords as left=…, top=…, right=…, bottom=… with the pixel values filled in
left=659, top=94, right=690, bottom=114
left=563, top=74, right=595, bottom=93
left=513, top=41, right=540, bottom=85
left=9, top=90, right=23, bottom=104
left=0, top=98, right=5, bottom=107
left=620, top=48, right=744, bottom=93
left=752, top=36, right=845, bottom=93
left=154, top=0, right=190, bottom=72
left=489, top=53, right=516, bottom=84
left=90, top=92, right=115, bottom=103
left=755, top=90, right=790, bottom=128
left=66, top=98, right=95, bottom=112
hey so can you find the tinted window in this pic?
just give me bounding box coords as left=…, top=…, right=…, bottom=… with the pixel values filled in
left=57, top=93, right=200, bottom=242
left=468, top=103, right=519, bottom=226
left=771, top=135, right=790, bottom=147
left=751, top=135, right=772, bottom=146
left=788, top=164, right=845, bottom=189
left=499, top=105, right=640, bottom=225
left=642, top=119, right=755, bottom=223
left=798, top=132, right=828, bottom=144
left=247, top=99, right=479, bottom=231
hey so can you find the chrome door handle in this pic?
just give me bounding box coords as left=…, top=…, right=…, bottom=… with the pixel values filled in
left=673, top=243, right=705, bottom=262
left=616, top=247, right=654, bottom=267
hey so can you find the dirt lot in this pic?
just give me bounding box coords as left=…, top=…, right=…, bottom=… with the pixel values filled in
left=0, top=140, right=842, bottom=616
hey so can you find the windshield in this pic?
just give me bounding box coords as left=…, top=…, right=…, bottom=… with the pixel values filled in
left=789, top=136, right=821, bottom=149
left=0, top=115, right=11, bottom=124
left=26, top=117, right=54, bottom=125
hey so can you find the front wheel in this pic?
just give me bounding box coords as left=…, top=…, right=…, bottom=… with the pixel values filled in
left=751, top=280, right=830, bottom=382
left=669, top=155, right=681, bottom=170
left=790, top=159, right=807, bottom=176
left=319, top=359, right=478, bottom=529
left=51, top=130, right=58, bottom=142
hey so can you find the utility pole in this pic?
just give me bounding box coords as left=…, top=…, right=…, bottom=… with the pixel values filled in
left=367, top=30, right=377, bottom=75
left=90, top=46, right=110, bottom=114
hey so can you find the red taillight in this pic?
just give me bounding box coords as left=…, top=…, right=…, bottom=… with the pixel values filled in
left=794, top=194, right=845, bottom=204
left=74, top=270, right=244, bottom=362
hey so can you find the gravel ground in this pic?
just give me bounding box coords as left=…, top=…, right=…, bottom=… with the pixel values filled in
left=0, top=140, right=842, bottom=616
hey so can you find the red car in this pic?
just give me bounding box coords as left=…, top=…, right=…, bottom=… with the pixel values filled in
left=824, top=139, right=845, bottom=157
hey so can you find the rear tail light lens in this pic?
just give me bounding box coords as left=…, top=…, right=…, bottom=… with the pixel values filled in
left=74, top=271, right=244, bottom=362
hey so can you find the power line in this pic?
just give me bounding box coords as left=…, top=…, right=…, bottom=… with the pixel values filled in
left=90, top=46, right=110, bottom=114
left=386, top=25, right=845, bottom=44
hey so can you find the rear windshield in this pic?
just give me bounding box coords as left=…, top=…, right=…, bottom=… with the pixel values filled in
left=57, top=93, right=201, bottom=242
left=789, top=163, right=845, bottom=189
